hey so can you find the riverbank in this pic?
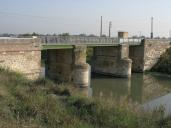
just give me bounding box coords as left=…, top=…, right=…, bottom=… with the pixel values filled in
left=0, top=68, right=169, bottom=128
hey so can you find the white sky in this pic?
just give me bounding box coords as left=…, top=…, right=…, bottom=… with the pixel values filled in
left=0, top=0, right=171, bottom=37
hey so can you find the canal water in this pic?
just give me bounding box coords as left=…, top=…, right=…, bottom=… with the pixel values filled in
left=91, top=73, right=171, bottom=117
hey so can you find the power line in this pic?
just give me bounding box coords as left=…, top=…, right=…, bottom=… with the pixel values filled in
left=0, top=11, right=63, bottom=24
left=0, top=11, right=49, bottom=19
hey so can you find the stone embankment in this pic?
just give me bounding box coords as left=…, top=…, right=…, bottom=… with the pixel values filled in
left=151, top=47, right=171, bottom=74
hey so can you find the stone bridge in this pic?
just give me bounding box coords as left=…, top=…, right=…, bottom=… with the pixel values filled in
left=0, top=33, right=171, bottom=87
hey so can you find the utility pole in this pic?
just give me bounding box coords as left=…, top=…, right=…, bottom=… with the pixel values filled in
left=100, top=16, right=103, bottom=37
left=151, top=17, right=154, bottom=39
left=109, top=21, right=112, bottom=37
left=138, top=31, right=142, bottom=38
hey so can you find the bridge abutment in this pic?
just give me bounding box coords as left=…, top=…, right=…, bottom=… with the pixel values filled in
left=0, top=38, right=41, bottom=80
left=91, top=44, right=132, bottom=77
left=129, top=39, right=171, bottom=72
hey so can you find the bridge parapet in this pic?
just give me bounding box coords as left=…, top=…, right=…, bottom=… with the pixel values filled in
left=41, top=36, right=118, bottom=45
left=40, top=36, right=142, bottom=45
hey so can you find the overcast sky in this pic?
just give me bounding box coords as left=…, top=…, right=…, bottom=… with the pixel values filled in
left=0, top=0, right=171, bottom=37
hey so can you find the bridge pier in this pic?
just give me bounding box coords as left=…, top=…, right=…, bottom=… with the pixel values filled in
left=73, top=46, right=90, bottom=87
left=91, top=44, right=132, bottom=77
left=46, top=49, right=73, bottom=82
left=46, top=45, right=90, bottom=87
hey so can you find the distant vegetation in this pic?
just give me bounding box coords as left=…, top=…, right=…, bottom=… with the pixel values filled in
left=19, top=32, right=40, bottom=37
left=0, top=68, right=170, bottom=128
left=1, top=32, right=171, bottom=39
left=58, top=33, right=70, bottom=36
left=0, top=33, right=16, bottom=37
left=0, top=32, right=101, bottom=37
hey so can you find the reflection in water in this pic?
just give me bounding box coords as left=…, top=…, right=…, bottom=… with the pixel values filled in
left=91, top=73, right=171, bottom=116
left=91, top=74, right=131, bottom=101
left=91, top=73, right=171, bottom=104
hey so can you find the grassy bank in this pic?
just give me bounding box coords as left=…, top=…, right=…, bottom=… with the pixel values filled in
left=0, top=68, right=168, bottom=128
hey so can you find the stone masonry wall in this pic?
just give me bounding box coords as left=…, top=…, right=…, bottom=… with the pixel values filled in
left=0, top=38, right=41, bottom=79
left=143, top=39, right=171, bottom=71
